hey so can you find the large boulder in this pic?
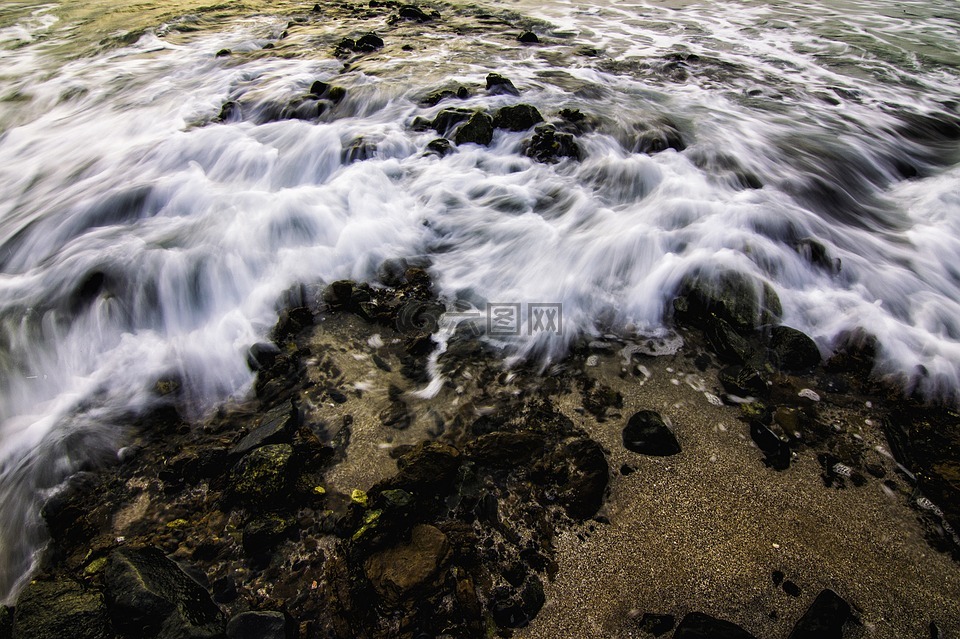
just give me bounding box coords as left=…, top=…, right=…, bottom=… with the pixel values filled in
left=104, top=546, right=224, bottom=639
left=770, top=326, right=821, bottom=371
left=454, top=111, right=494, bottom=146
left=12, top=579, right=109, bottom=639
left=524, top=124, right=581, bottom=163
left=493, top=104, right=544, bottom=131
left=623, top=410, right=681, bottom=456
left=363, top=524, right=452, bottom=606
left=673, top=270, right=782, bottom=334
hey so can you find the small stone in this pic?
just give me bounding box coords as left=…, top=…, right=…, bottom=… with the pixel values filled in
left=355, top=32, right=384, bottom=51
left=454, top=111, right=494, bottom=146
left=517, top=31, right=539, bottom=43
left=783, top=580, right=802, bottom=597
left=228, top=444, right=293, bottom=506
left=226, top=611, right=295, bottom=639
left=216, top=49, right=231, bottom=57
left=787, top=589, right=851, bottom=639
left=363, top=524, right=451, bottom=606
left=492, top=104, right=544, bottom=131
left=425, top=138, right=453, bottom=157
left=486, top=73, right=520, bottom=96
left=623, top=410, right=681, bottom=456
left=771, top=326, right=821, bottom=371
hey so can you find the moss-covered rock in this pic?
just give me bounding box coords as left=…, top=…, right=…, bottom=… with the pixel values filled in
left=673, top=270, right=782, bottom=334
left=492, top=104, right=544, bottom=131
left=228, top=443, right=293, bottom=506
left=454, top=111, right=494, bottom=146
left=12, top=579, right=109, bottom=639
left=770, top=325, right=821, bottom=371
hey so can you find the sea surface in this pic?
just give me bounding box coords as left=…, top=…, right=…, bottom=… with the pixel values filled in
left=0, top=0, right=958, bottom=601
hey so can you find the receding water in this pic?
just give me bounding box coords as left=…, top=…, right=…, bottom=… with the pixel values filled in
left=0, top=0, right=958, bottom=601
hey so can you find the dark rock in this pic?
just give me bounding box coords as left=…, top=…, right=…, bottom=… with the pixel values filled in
left=486, top=73, right=520, bottom=96
left=623, top=410, right=681, bottom=456
left=41, top=471, right=99, bottom=543
left=635, top=613, right=675, bottom=636
left=228, top=443, right=293, bottom=506
left=788, top=589, right=851, bottom=639
left=216, top=49, right=231, bottom=57
left=783, top=580, right=801, bottom=597
left=493, top=104, right=544, bottom=131
left=363, top=524, right=451, bottom=606
left=704, top=316, right=753, bottom=364
left=379, top=401, right=412, bottom=430
left=217, top=101, right=239, bottom=122
left=517, top=31, right=539, bottom=43
left=242, top=515, right=296, bottom=556
left=247, top=342, right=281, bottom=371
left=398, top=5, right=432, bottom=21
left=322, top=280, right=357, bottom=308
left=425, top=138, right=453, bottom=157
left=454, top=111, right=494, bottom=146
left=226, top=611, right=296, bottom=639
left=632, top=119, right=685, bottom=154
left=12, top=579, right=109, bottom=639
left=420, top=86, right=469, bottom=106
left=356, top=32, right=384, bottom=51
left=674, top=270, right=782, bottom=334
left=718, top=365, right=768, bottom=397
left=342, top=136, right=377, bottom=163
left=0, top=606, right=10, bottom=639
left=674, top=612, right=758, bottom=639
left=771, top=326, right=821, bottom=371
left=466, top=431, right=544, bottom=466
left=772, top=569, right=785, bottom=586
left=825, top=328, right=877, bottom=376
left=230, top=403, right=296, bottom=457
left=431, top=107, right=474, bottom=134
left=490, top=576, right=545, bottom=628
left=750, top=422, right=791, bottom=470
left=211, top=577, right=238, bottom=604
left=309, top=81, right=346, bottom=103
left=394, top=441, right=462, bottom=487
left=104, top=546, right=224, bottom=639
left=524, top=124, right=581, bottom=163
left=795, top=238, right=839, bottom=273
left=553, top=437, right=609, bottom=519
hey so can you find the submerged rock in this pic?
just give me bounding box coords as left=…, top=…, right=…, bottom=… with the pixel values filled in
left=771, top=325, right=821, bottom=371
left=788, top=589, right=851, bottom=639
left=632, top=118, right=686, bottom=154
left=12, top=579, right=109, bottom=639
left=398, top=5, right=433, bottom=21
left=104, top=546, right=224, bottom=639
left=486, top=73, right=520, bottom=96
left=430, top=107, right=474, bottom=134
left=363, top=524, right=451, bottom=606
left=454, top=111, right=494, bottom=146
left=673, top=612, right=759, bottom=639
left=493, top=104, right=544, bottom=131
left=490, top=575, right=545, bottom=628
left=425, top=138, right=453, bottom=157
left=673, top=270, right=782, bottom=334
left=623, top=410, right=681, bottom=456
left=524, top=124, right=581, bottom=163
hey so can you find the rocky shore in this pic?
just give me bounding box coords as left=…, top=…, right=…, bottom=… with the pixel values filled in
left=2, top=1, right=960, bottom=638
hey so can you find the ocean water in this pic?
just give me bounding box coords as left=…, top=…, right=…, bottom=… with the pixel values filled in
left=0, top=0, right=957, bottom=600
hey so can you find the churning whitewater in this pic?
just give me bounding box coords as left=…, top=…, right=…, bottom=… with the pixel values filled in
left=0, top=0, right=958, bottom=601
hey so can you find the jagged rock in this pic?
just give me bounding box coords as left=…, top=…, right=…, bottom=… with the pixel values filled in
left=431, top=107, right=474, bottom=134
left=750, top=422, right=791, bottom=470
left=673, top=270, right=782, bottom=334
left=771, top=326, right=821, bottom=371
left=553, top=437, right=609, bottom=519
left=492, top=104, right=544, bottom=131
left=466, top=431, right=544, bottom=466
left=217, top=100, right=239, bottom=122
left=40, top=471, right=100, bottom=544
left=632, top=118, right=685, bottom=153
left=425, top=138, right=453, bottom=157
left=104, top=546, right=224, bottom=639
left=524, top=124, right=581, bottom=162
left=704, top=316, right=753, bottom=364
left=309, top=81, right=346, bottom=103
left=12, top=579, right=109, bottom=639
left=226, top=611, right=296, bottom=639
left=394, top=441, right=462, bottom=487
left=342, top=136, right=377, bottom=163
left=673, top=612, right=758, bottom=639
left=517, top=31, right=539, bottom=44
left=718, top=365, right=768, bottom=397
left=486, top=73, right=520, bottom=96
left=788, top=589, right=851, bottom=639
left=230, top=403, right=297, bottom=457
left=356, top=32, right=384, bottom=51
left=228, top=444, right=293, bottom=506
left=363, top=524, right=451, bottom=606
left=490, top=575, right=545, bottom=628
left=623, top=410, right=681, bottom=456
left=454, top=111, right=494, bottom=146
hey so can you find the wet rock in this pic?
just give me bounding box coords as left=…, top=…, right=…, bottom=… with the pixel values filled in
left=247, top=341, right=281, bottom=371
left=524, top=124, right=581, bottom=163
left=674, top=612, right=758, bottom=639
left=363, top=524, right=451, bottom=606
left=750, top=422, right=791, bottom=470
left=228, top=443, right=293, bottom=506
left=490, top=576, right=545, bottom=628
left=336, top=33, right=383, bottom=55
left=216, top=49, right=231, bottom=57
left=673, top=270, right=782, bottom=334
left=466, top=431, right=544, bottom=467
left=795, top=237, right=839, bottom=273
left=623, top=410, right=681, bottom=456
left=420, top=86, right=469, bottom=106
left=788, top=589, right=851, bottom=639
left=41, top=471, right=100, bottom=544
left=217, top=100, right=239, bottom=122
left=825, top=328, right=877, bottom=377
left=211, top=577, right=238, bottom=604
left=242, top=515, right=296, bottom=556
left=718, top=365, right=768, bottom=397
left=486, top=73, right=520, bottom=96
left=425, top=138, right=453, bottom=157
left=431, top=107, right=474, bottom=134
left=12, top=579, right=109, bottom=639
left=308, top=81, right=346, bottom=104
left=226, top=610, right=296, bottom=639
left=105, top=546, right=224, bottom=639
left=379, top=401, right=412, bottom=430
left=342, top=136, right=377, bottom=163
left=394, top=441, right=462, bottom=487
left=230, top=403, right=297, bottom=457
left=0, top=607, right=10, bottom=639
left=635, top=613, right=676, bottom=636
left=632, top=118, right=685, bottom=154
left=454, top=111, right=495, bottom=146
left=492, top=104, right=544, bottom=131
left=398, top=5, right=432, bottom=21
left=517, top=31, right=540, bottom=43
left=553, top=437, right=609, bottom=519
left=771, top=326, right=821, bottom=371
